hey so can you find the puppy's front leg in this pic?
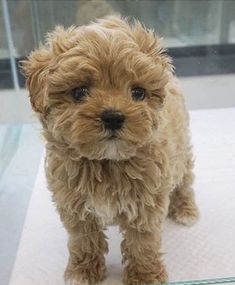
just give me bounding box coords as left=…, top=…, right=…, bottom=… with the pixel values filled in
left=62, top=214, right=108, bottom=285
left=120, top=196, right=169, bottom=285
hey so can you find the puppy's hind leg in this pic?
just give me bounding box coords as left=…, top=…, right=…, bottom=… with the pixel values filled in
left=168, top=158, right=199, bottom=226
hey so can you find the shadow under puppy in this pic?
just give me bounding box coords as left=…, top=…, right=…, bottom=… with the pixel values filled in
left=22, top=15, right=199, bottom=285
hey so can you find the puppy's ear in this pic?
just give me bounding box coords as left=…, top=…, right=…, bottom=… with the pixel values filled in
left=21, top=26, right=78, bottom=114
left=21, top=47, right=52, bottom=114
left=132, top=21, right=173, bottom=72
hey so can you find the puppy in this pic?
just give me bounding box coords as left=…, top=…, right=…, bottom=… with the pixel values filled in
left=22, top=16, right=199, bottom=285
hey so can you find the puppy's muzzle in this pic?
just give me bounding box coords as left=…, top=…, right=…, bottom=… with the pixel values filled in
left=101, top=109, right=125, bottom=131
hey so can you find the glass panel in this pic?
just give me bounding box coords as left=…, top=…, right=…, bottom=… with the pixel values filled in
left=0, top=2, right=43, bottom=285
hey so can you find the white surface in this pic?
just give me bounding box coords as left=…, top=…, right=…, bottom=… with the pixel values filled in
left=0, top=89, right=35, bottom=123
left=182, top=74, right=235, bottom=110
left=9, top=108, right=235, bottom=285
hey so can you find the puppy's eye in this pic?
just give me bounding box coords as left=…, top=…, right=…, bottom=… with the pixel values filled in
left=71, top=86, right=88, bottom=101
left=131, top=87, right=146, bottom=101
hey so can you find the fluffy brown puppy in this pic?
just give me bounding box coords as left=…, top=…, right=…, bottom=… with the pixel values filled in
left=22, top=16, right=199, bottom=285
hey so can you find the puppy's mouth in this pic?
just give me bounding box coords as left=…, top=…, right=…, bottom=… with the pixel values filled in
left=99, top=132, right=120, bottom=143
left=103, top=129, right=120, bottom=141
left=108, top=133, right=118, bottom=140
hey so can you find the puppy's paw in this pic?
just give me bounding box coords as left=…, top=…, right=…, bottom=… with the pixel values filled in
left=169, top=202, right=199, bottom=226
left=123, top=263, right=168, bottom=285
left=64, top=256, right=106, bottom=285
left=65, top=278, right=89, bottom=285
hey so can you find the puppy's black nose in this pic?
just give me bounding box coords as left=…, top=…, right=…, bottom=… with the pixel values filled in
left=101, top=110, right=125, bottom=131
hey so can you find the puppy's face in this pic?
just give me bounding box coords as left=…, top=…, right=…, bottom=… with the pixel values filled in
left=23, top=16, right=172, bottom=160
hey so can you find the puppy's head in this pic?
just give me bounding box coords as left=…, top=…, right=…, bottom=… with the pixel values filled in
left=22, top=16, right=172, bottom=160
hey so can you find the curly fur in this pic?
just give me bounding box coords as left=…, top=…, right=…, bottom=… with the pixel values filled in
left=22, top=15, right=199, bottom=285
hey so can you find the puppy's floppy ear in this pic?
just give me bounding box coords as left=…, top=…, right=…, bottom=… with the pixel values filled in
left=21, top=47, right=52, bottom=114
left=131, top=20, right=173, bottom=72
left=21, top=26, right=78, bottom=114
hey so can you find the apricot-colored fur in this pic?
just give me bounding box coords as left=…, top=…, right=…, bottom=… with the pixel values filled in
left=22, top=16, right=199, bottom=285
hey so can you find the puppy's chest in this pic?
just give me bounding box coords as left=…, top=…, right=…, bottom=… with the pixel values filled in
left=84, top=175, right=133, bottom=225
left=81, top=160, right=160, bottom=225
left=86, top=194, right=120, bottom=225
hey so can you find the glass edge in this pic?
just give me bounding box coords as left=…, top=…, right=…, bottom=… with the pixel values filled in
left=149, top=277, right=235, bottom=285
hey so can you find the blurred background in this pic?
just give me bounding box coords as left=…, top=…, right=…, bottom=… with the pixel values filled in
left=0, top=1, right=235, bottom=285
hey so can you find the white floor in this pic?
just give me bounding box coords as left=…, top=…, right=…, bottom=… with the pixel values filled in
left=8, top=108, right=235, bottom=285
